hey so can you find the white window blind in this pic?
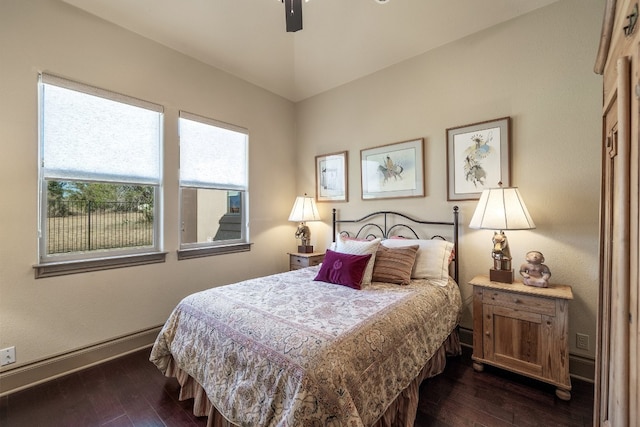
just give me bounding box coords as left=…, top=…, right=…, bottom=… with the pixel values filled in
left=179, top=111, right=248, bottom=190
left=39, top=73, right=163, bottom=185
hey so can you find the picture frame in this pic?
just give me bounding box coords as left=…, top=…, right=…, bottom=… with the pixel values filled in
left=360, top=138, right=424, bottom=200
left=315, top=151, right=348, bottom=202
left=446, top=117, right=511, bottom=201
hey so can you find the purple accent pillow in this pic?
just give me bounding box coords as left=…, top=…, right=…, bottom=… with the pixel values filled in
left=314, top=249, right=372, bottom=290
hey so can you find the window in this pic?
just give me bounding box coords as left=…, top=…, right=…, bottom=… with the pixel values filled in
left=36, top=74, right=164, bottom=277
left=178, top=111, right=249, bottom=259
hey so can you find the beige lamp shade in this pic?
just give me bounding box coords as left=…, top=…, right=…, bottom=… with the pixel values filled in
left=288, top=194, right=321, bottom=222
left=469, top=186, right=535, bottom=231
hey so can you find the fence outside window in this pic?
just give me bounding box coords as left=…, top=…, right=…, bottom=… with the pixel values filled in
left=47, top=200, right=153, bottom=254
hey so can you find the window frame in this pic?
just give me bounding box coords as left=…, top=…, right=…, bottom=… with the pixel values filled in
left=177, top=111, right=250, bottom=260
left=35, top=74, right=166, bottom=277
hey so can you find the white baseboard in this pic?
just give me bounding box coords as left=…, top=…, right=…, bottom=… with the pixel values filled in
left=457, top=326, right=594, bottom=383
left=0, top=326, right=162, bottom=397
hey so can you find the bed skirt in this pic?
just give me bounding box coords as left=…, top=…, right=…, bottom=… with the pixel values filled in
left=162, top=329, right=461, bottom=427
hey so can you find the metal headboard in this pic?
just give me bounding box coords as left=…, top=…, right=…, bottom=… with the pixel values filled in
left=332, top=207, right=460, bottom=283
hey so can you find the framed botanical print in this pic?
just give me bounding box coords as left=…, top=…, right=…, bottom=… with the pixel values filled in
left=446, top=117, right=511, bottom=201
left=315, top=151, right=348, bottom=202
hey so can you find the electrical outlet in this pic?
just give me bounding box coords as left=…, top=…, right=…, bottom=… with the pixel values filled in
left=576, top=333, right=589, bottom=350
left=1, top=346, right=16, bottom=366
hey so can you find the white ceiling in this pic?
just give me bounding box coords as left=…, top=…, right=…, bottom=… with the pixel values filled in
left=62, top=0, right=559, bottom=102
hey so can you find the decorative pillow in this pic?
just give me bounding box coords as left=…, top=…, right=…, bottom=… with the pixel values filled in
left=329, top=234, right=374, bottom=251
left=372, top=244, right=419, bottom=285
left=335, top=236, right=381, bottom=285
left=381, top=238, right=454, bottom=281
left=314, top=250, right=372, bottom=290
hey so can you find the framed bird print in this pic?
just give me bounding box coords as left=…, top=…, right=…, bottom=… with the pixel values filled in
left=446, top=117, right=511, bottom=201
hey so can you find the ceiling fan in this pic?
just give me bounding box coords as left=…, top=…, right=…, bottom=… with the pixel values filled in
left=280, top=0, right=389, bottom=32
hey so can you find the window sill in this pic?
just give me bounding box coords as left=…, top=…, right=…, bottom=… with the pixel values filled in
left=34, top=252, right=167, bottom=279
left=177, top=243, right=252, bottom=260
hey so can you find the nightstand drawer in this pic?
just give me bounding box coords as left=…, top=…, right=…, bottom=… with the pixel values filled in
left=289, top=252, right=324, bottom=270
left=483, top=289, right=556, bottom=316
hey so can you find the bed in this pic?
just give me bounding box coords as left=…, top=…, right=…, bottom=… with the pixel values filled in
left=150, top=208, right=462, bottom=427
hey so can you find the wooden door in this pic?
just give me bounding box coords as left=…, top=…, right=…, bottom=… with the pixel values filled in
left=483, top=305, right=545, bottom=378
left=594, top=1, right=640, bottom=424
left=596, top=57, right=630, bottom=426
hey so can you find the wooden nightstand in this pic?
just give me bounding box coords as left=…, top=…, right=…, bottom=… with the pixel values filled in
left=289, top=252, right=324, bottom=271
left=470, top=275, right=573, bottom=400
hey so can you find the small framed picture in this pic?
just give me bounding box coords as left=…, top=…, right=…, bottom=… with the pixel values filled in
left=360, top=138, right=424, bottom=200
left=315, top=151, right=348, bottom=202
left=446, top=117, right=511, bottom=201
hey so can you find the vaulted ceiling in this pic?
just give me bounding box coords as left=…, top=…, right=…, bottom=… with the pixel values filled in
left=62, top=0, right=559, bottom=101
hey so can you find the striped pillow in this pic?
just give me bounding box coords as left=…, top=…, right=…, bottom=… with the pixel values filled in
left=372, top=244, right=419, bottom=285
left=381, top=239, right=454, bottom=283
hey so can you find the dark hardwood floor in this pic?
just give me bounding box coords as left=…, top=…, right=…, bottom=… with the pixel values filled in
left=416, top=348, right=593, bottom=427
left=0, top=346, right=593, bottom=426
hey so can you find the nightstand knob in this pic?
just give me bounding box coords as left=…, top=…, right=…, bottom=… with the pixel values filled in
left=513, top=298, right=521, bottom=304
left=485, top=331, right=491, bottom=337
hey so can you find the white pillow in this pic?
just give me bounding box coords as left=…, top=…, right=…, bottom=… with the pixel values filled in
left=381, top=238, right=453, bottom=281
left=335, top=237, right=381, bottom=285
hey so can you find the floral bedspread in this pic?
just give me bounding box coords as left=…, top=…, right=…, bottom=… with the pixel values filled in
left=150, top=266, right=461, bottom=427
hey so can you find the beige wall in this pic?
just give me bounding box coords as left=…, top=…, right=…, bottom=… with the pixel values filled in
left=295, top=0, right=603, bottom=359
left=0, top=0, right=296, bottom=370
left=0, top=0, right=602, bottom=383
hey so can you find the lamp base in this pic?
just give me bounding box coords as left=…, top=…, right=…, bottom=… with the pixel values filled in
left=490, top=268, right=514, bottom=283
left=298, top=245, right=314, bottom=253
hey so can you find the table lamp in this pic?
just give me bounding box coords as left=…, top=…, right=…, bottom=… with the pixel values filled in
left=469, top=183, right=535, bottom=283
left=288, top=193, right=321, bottom=253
